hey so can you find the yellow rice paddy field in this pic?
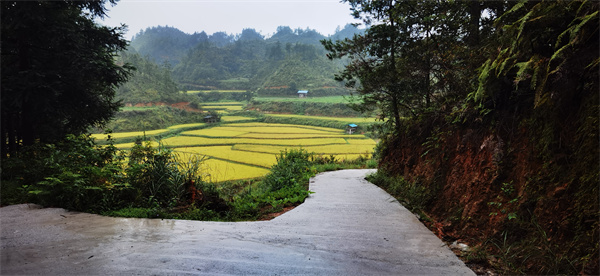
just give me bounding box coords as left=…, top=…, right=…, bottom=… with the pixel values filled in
left=113, top=121, right=377, bottom=182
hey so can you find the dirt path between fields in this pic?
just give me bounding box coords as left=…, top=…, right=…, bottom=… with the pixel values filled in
left=0, top=169, right=474, bottom=275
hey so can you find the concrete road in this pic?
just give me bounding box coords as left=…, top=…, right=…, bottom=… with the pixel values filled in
left=1, top=169, right=474, bottom=275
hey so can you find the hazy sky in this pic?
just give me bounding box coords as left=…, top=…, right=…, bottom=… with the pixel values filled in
left=100, top=0, right=361, bottom=40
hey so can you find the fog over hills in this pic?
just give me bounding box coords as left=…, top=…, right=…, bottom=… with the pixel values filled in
left=126, top=24, right=364, bottom=96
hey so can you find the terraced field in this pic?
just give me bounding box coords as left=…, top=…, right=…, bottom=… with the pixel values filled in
left=91, top=116, right=256, bottom=142
left=112, top=121, right=376, bottom=182
left=266, top=114, right=379, bottom=124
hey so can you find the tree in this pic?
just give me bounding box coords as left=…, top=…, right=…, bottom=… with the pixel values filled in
left=472, top=0, right=599, bottom=111
left=322, top=0, right=504, bottom=132
left=1, top=0, right=132, bottom=156
left=114, top=50, right=182, bottom=104
left=237, top=28, right=264, bottom=41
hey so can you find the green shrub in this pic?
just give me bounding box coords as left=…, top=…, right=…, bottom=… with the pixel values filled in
left=5, top=134, right=129, bottom=211
left=2, top=135, right=369, bottom=222
left=264, top=148, right=315, bottom=191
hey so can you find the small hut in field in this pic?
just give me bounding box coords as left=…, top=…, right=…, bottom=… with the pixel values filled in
left=203, top=115, right=218, bottom=124
left=297, top=90, right=308, bottom=98
left=346, top=124, right=358, bottom=134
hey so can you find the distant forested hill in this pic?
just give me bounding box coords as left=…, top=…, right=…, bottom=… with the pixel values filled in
left=115, top=49, right=187, bottom=104
left=128, top=24, right=364, bottom=96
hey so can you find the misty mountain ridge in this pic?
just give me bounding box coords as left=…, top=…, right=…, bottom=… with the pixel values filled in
left=130, top=24, right=364, bottom=66
left=124, top=24, right=363, bottom=96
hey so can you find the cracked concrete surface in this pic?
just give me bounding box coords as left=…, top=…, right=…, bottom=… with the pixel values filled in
left=1, top=169, right=474, bottom=275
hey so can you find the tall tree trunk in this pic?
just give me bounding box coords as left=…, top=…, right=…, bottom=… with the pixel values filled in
left=467, top=1, right=481, bottom=47
left=1, top=112, right=7, bottom=158
left=21, top=103, right=36, bottom=146
left=388, top=4, right=402, bottom=133
left=16, top=27, right=36, bottom=147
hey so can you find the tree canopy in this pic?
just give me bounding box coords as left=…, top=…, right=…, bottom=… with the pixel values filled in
left=114, top=50, right=183, bottom=104
left=1, top=0, right=132, bottom=155
left=322, top=0, right=507, bottom=132
left=323, top=0, right=597, bottom=134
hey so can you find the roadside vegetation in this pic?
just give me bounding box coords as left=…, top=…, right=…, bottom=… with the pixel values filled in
left=1, top=133, right=375, bottom=221
left=324, top=0, right=598, bottom=274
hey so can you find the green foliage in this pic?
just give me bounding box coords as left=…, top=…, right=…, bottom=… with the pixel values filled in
left=366, top=171, right=435, bottom=215
left=98, top=106, right=207, bottom=133
left=115, top=50, right=188, bottom=104
left=248, top=100, right=362, bottom=117
left=1, top=134, right=208, bottom=213
left=126, top=142, right=186, bottom=208
left=323, top=0, right=498, bottom=131
left=487, top=182, right=519, bottom=220
left=130, top=26, right=207, bottom=66
left=472, top=0, right=599, bottom=110
left=1, top=0, right=132, bottom=154
left=264, top=149, right=316, bottom=191
left=126, top=25, right=362, bottom=100
left=3, top=134, right=127, bottom=211
left=154, top=27, right=356, bottom=94
left=192, top=90, right=253, bottom=103
left=228, top=148, right=317, bottom=220
left=1, top=136, right=347, bottom=222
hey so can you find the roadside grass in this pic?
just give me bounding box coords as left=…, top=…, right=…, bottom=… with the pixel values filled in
left=101, top=148, right=375, bottom=222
